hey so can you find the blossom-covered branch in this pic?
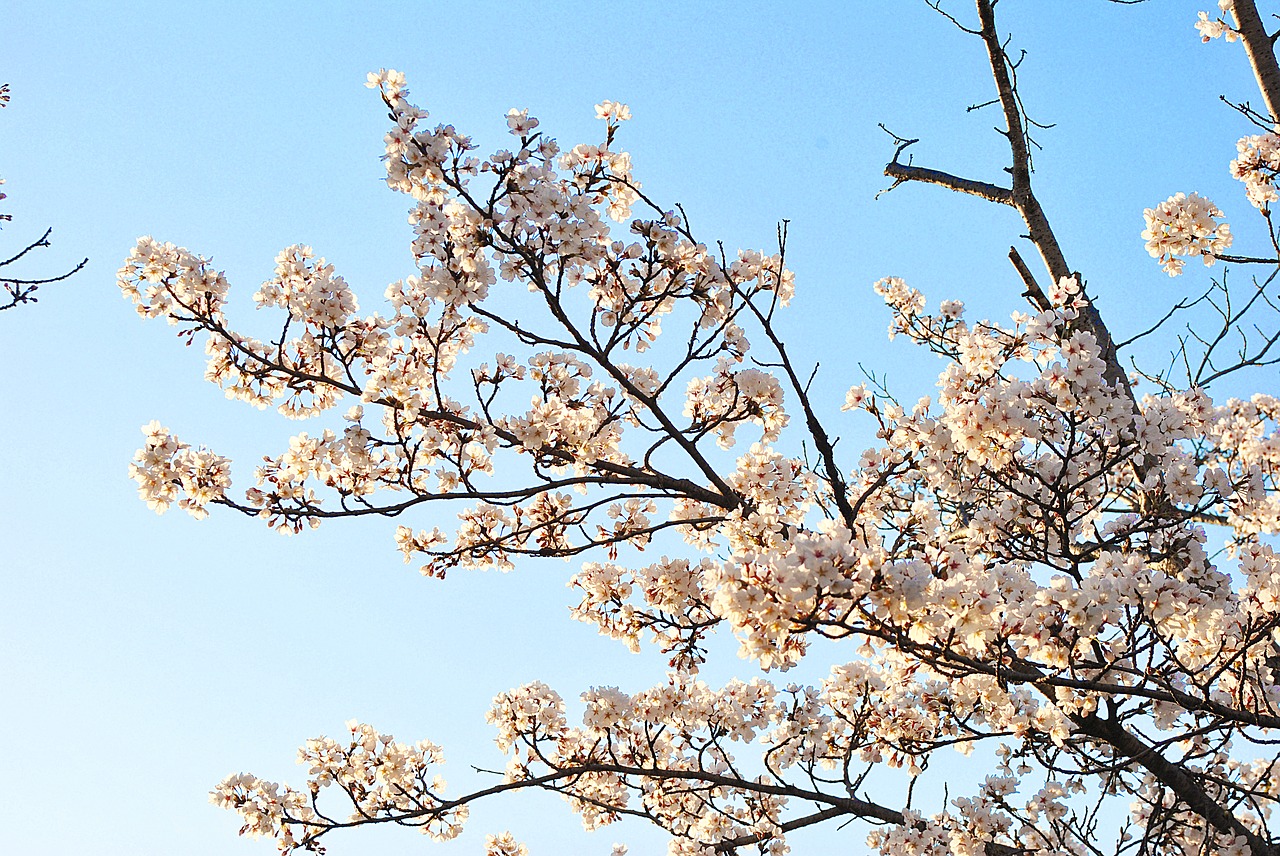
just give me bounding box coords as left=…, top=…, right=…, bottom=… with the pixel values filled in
left=125, top=3, right=1280, bottom=856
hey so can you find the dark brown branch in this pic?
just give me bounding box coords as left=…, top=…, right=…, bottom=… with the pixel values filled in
left=1073, top=713, right=1275, bottom=856
left=1115, top=284, right=1214, bottom=350
left=1214, top=253, right=1280, bottom=264
left=712, top=807, right=852, bottom=853
left=164, top=280, right=740, bottom=514
left=975, top=0, right=1067, bottom=281
left=331, top=760, right=1029, bottom=856
left=729, top=224, right=859, bottom=528
left=975, top=0, right=1133, bottom=396
left=0, top=226, right=56, bottom=267
left=882, top=161, right=1013, bottom=205
left=0, top=227, right=86, bottom=312
left=1008, top=245, right=1051, bottom=311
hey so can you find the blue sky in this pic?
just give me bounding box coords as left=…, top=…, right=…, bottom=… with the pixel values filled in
left=1, top=2, right=1266, bottom=854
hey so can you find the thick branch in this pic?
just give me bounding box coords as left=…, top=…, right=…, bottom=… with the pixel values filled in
left=882, top=161, right=1013, bottom=205
left=1073, top=713, right=1275, bottom=856
left=974, top=0, right=1133, bottom=396
left=1232, top=0, right=1280, bottom=126
left=385, top=762, right=1026, bottom=856
left=1008, top=245, right=1051, bottom=311
left=975, top=0, right=1067, bottom=282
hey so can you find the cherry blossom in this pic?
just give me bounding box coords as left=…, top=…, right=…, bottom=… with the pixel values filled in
left=1142, top=192, right=1233, bottom=276
left=125, top=3, right=1280, bottom=855
left=1232, top=133, right=1280, bottom=210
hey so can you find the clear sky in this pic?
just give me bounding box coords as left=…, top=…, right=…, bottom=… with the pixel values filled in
left=0, top=1, right=1265, bottom=854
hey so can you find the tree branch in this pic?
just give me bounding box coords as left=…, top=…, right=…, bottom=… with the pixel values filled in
left=882, top=160, right=1014, bottom=205
left=975, top=0, right=1133, bottom=396
left=1231, top=0, right=1280, bottom=126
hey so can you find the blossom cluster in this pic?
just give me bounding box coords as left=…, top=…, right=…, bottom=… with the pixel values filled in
left=1196, top=1, right=1239, bottom=42
left=684, top=361, right=788, bottom=449
left=123, top=61, right=1280, bottom=856
left=1231, top=132, right=1280, bottom=211
left=210, top=720, right=466, bottom=854
left=1141, top=191, right=1232, bottom=275
left=119, top=236, right=230, bottom=322
left=129, top=421, right=230, bottom=518
left=120, top=70, right=804, bottom=576
left=213, top=260, right=1280, bottom=852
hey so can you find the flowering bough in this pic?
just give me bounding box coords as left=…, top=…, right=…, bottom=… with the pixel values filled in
left=124, top=2, right=1280, bottom=855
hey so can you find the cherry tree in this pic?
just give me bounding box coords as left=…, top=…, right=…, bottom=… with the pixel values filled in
left=120, top=2, right=1280, bottom=855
